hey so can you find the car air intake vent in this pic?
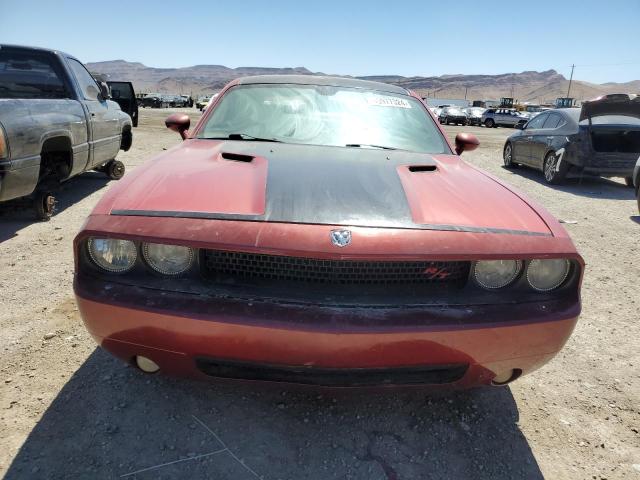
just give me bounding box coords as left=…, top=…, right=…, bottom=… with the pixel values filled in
left=202, top=250, right=470, bottom=286
left=408, top=165, right=437, bottom=172
left=221, top=152, right=254, bottom=162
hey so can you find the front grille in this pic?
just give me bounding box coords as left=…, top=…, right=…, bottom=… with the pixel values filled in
left=202, top=250, right=470, bottom=287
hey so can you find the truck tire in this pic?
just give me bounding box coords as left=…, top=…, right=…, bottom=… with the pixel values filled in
left=34, top=190, right=56, bottom=221
left=120, top=127, right=132, bottom=151
left=105, top=160, right=125, bottom=180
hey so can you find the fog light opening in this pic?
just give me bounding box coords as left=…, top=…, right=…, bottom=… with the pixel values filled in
left=491, top=368, right=522, bottom=386
left=135, top=355, right=160, bottom=374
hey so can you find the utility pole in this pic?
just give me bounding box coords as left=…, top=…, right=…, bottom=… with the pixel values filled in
left=567, top=64, right=575, bottom=97
left=464, top=86, right=468, bottom=100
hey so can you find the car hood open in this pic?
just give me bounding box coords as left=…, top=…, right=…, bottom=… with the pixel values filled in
left=108, top=140, right=551, bottom=236
left=580, top=94, right=640, bottom=122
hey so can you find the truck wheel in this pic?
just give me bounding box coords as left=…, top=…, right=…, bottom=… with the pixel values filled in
left=485, top=119, right=495, bottom=128
left=624, top=176, right=634, bottom=187
left=543, top=151, right=567, bottom=185
left=106, top=160, right=125, bottom=180
left=34, top=190, right=56, bottom=221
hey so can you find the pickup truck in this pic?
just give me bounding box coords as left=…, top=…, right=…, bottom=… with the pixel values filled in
left=0, top=44, right=132, bottom=219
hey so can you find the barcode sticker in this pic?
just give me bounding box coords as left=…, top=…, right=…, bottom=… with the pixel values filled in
left=367, top=96, right=412, bottom=109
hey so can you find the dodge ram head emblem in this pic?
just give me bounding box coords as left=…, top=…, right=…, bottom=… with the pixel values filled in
left=330, top=229, right=351, bottom=247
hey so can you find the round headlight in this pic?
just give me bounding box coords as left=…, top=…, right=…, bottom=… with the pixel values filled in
left=142, top=242, right=194, bottom=276
left=473, top=260, right=522, bottom=289
left=87, top=238, right=137, bottom=273
left=526, top=259, right=570, bottom=291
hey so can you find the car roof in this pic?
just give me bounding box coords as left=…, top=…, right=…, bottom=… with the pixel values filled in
left=0, top=43, right=76, bottom=60
left=556, top=108, right=581, bottom=121
left=233, top=75, right=409, bottom=95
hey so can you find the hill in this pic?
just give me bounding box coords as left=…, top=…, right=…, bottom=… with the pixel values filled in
left=86, top=60, right=638, bottom=103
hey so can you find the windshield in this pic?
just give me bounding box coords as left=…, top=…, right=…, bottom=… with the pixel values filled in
left=197, top=84, right=449, bottom=153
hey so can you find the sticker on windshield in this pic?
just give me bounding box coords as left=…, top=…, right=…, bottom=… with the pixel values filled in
left=367, top=96, right=412, bottom=109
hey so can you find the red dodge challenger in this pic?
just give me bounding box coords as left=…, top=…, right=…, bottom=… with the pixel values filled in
left=74, top=76, right=583, bottom=388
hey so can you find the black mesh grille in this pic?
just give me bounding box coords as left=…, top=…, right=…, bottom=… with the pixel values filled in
left=202, top=250, right=470, bottom=286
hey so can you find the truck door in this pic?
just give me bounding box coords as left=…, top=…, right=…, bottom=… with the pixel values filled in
left=108, top=82, right=138, bottom=127
left=65, top=58, right=121, bottom=167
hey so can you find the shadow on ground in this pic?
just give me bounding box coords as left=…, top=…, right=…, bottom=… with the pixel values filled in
left=501, top=165, right=636, bottom=200
left=0, top=173, right=110, bottom=244
left=5, top=349, right=542, bottom=480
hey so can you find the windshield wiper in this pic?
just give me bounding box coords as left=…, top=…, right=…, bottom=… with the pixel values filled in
left=204, top=133, right=283, bottom=143
left=345, top=143, right=397, bottom=150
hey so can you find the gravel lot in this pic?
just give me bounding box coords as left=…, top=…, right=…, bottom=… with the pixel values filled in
left=1, top=107, right=638, bottom=480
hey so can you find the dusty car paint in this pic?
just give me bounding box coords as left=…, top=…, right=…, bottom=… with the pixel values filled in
left=74, top=75, right=583, bottom=388
left=0, top=45, right=132, bottom=202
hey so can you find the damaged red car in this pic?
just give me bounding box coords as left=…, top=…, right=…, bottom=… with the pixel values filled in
left=74, top=76, right=583, bottom=388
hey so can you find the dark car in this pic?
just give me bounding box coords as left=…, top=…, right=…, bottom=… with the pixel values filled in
left=438, top=106, right=468, bottom=126
left=503, top=94, right=640, bottom=185
left=140, top=94, right=164, bottom=108
left=107, top=81, right=138, bottom=127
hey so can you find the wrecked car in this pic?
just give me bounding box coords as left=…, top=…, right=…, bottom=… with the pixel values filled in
left=504, top=94, right=640, bottom=185
left=74, top=75, right=583, bottom=388
left=0, top=44, right=132, bottom=219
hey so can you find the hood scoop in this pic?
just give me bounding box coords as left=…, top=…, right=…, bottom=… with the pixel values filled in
left=408, top=165, right=437, bottom=173
left=221, top=152, right=255, bottom=162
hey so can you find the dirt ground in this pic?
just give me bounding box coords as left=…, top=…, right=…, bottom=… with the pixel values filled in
left=0, top=107, right=638, bottom=480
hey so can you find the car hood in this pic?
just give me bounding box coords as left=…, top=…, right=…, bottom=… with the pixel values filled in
left=106, top=140, right=551, bottom=235
left=580, top=94, right=640, bottom=121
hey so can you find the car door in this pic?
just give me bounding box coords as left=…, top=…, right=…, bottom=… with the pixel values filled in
left=66, top=57, right=121, bottom=168
left=530, top=113, right=563, bottom=168
left=514, top=113, right=548, bottom=165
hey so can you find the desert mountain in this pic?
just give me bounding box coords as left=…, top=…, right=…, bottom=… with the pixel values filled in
left=86, top=60, right=638, bottom=103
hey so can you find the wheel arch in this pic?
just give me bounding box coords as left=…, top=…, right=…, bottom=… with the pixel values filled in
left=39, top=134, right=73, bottom=181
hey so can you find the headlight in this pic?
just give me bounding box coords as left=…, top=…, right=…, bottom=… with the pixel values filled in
left=526, top=259, right=570, bottom=291
left=473, top=260, right=522, bottom=289
left=142, top=242, right=194, bottom=276
left=87, top=238, right=137, bottom=273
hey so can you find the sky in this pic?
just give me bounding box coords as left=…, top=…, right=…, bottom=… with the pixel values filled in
left=1, top=0, right=639, bottom=84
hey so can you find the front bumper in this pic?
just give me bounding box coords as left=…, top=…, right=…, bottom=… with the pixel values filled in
left=74, top=276, right=579, bottom=388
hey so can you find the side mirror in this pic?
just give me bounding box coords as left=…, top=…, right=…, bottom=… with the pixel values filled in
left=98, top=82, right=111, bottom=100
left=515, top=122, right=526, bottom=130
left=454, top=133, right=480, bottom=155
left=165, top=113, right=190, bottom=140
